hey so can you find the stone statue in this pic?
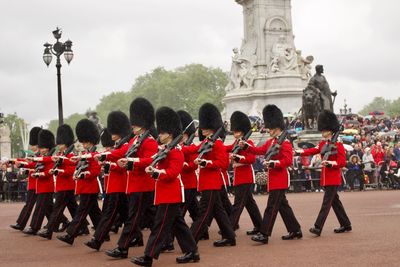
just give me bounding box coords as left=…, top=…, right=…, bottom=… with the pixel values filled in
left=284, top=47, right=298, bottom=71
left=308, top=65, right=337, bottom=112
left=226, top=47, right=256, bottom=91
left=297, top=50, right=314, bottom=80
left=301, top=84, right=321, bottom=129
left=269, top=56, right=280, bottom=73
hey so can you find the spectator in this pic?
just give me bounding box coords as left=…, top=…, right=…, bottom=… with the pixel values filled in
left=362, top=147, right=375, bottom=184
left=346, top=155, right=365, bottom=191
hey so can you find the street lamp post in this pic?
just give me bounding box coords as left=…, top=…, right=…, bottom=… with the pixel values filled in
left=42, top=27, right=74, bottom=126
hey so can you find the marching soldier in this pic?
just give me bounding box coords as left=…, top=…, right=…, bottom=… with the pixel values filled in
left=131, top=107, right=199, bottom=267
left=240, top=105, right=302, bottom=244
left=296, top=110, right=351, bottom=236
left=85, top=111, right=131, bottom=250
left=23, top=129, right=56, bottom=235
left=225, top=111, right=263, bottom=235
left=103, top=97, right=158, bottom=259
left=37, top=124, right=80, bottom=239
left=184, top=103, right=236, bottom=246
left=57, top=119, right=102, bottom=245
left=10, top=127, right=41, bottom=231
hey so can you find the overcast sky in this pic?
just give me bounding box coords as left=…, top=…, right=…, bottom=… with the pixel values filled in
left=0, top=0, right=399, bottom=128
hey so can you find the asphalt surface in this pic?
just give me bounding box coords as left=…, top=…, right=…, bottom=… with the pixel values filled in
left=1, top=190, right=400, bottom=267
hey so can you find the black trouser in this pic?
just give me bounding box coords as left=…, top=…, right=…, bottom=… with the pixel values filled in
left=94, top=192, right=128, bottom=242
left=190, top=189, right=235, bottom=243
left=230, top=183, right=262, bottom=231
left=260, top=189, right=301, bottom=236
left=145, top=203, right=197, bottom=259
left=220, top=186, right=233, bottom=218
left=47, top=190, right=80, bottom=233
left=30, top=192, right=54, bottom=231
left=314, top=186, right=351, bottom=231
left=66, top=194, right=102, bottom=237
left=182, top=188, right=200, bottom=222
left=117, top=191, right=154, bottom=250
left=16, top=189, right=37, bottom=228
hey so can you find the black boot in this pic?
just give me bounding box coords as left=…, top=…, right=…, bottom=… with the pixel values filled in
left=131, top=255, right=153, bottom=267
left=110, top=225, right=119, bottom=234
left=281, top=230, right=303, bottom=240
left=213, top=238, right=236, bottom=247
left=246, top=228, right=259, bottom=235
left=38, top=229, right=53, bottom=240
left=10, top=224, right=24, bottom=231
left=334, top=225, right=352, bottom=233
left=84, top=238, right=102, bottom=251
left=309, top=227, right=322, bottom=236
left=57, top=234, right=74, bottom=245
left=78, top=226, right=90, bottom=236
left=129, top=237, right=144, bottom=247
left=55, top=221, right=70, bottom=233
left=105, top=247, right=128, bottom=259
left=22, top=228, right=37, bottom=235
left=199, top=231, right=209, bottom=240
left=251, top=233, right=268, bottom=244
left=176, top=251, right=200, bottom=264
left=160, top=242, right=175, bottom=253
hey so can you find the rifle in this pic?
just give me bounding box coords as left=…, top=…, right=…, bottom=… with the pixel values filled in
left=264, top=130, right=289, bottom=162
left=231, top=129, right=252, bottom=155
left=183, top=119, right=199, bottom=146
left=52, top=143, right=75, bottom=176
left=125, top=130, right=150, bottom=158
left=115, top=132, right=134, bottom=149
left=149, top=134, right=183, bottom=168
left=302, top=122, right=344, bottom=170
left=197, top=127, right=223, bottom=159
left=32, top=147, right=56, bottom=178
left=73, top=145, right=97, bottom=180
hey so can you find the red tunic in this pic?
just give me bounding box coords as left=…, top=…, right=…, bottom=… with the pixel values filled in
left=225, top=139, right=256, bottom=186
left=54, top=152, right=76, bottom=192
left=183, top=139, right=229, bottom=192
left=247, top=138, right=292, bottom=191
left=180, top=144, right=198, bottom=190
left=301, top=140, right=346, bottom=186
left=17, top=159, right=37, bottom=191
left=33, top=156, right=55, bottom=194
left=153, top=147, right=185, bottom=205
left=105, top=163, right=128, bottom=194
left=74, top=151, right=101, bottom=195
left=104, top=135, right=158, bottom=193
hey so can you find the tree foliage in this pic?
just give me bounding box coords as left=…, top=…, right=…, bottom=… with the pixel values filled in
left=359, top=96, right=400, bottom=117
left=2, top=113, right=25, bottom=157
left=48, top=64, right=228, bottom=131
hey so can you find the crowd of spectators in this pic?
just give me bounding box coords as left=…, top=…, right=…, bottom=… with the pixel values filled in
left=0, top=159, right=27, bottom=202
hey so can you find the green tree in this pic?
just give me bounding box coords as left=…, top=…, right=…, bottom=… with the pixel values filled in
left=3, top=113, right=25, bottom=157
left=48, top=113, right=86, bottom=135
left=358, top=97, right=392, bottom=116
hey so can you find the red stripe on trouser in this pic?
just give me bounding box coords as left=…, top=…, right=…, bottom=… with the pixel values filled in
left=266, top=191, right=281, bottom=235
left=233, top=185, right=251, bottom=228
left=319, top=188, right=336, bottom=228
left=99, top=194, right=119, bottom=241
left=32, top=195, right=45, bottom=230
left=20, top=191, right=34, bottom=225
left=149, top=205, right=169, bottom=257
left=51, top=191, right=67, bottom=232
left=123, top=194, right=143, bottom=248
left=194, top=191, right=213, bottom=240
left=72, top=196, right=90, bottom=236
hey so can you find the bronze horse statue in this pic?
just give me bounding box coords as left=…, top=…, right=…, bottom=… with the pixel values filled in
left=302, top=84, right=321, bottom=129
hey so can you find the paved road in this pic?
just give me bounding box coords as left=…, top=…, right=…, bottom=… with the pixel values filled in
left=1, top=190, right=400, bottom=267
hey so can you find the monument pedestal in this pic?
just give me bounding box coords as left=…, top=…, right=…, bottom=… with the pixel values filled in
left=294, top=130, right=321, bottom=148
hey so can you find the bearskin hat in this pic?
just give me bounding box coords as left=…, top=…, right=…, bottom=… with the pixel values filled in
left=56, top=124, right=74, bottom=146
left=29, top=127, right=42, bottom=146
left=317, top=110, right=340, bottom=132
left=38, top=129, right=55, bottom=149
left=230, top=111, right=251, bottom=133
left=156, top=107, right=182, bottom=139
left=129, top=97, right=155, bottom=129
left=100, top=128, right=114, bottom=148
left=76, top=119, right=100, bottom=144
left=177, top=110, right=196, bottom=136
left=198, top=103, right=223, bottom=130
left=107, top=111, right=131, bottom=138
left=262, top=105, right=285, bottom=130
